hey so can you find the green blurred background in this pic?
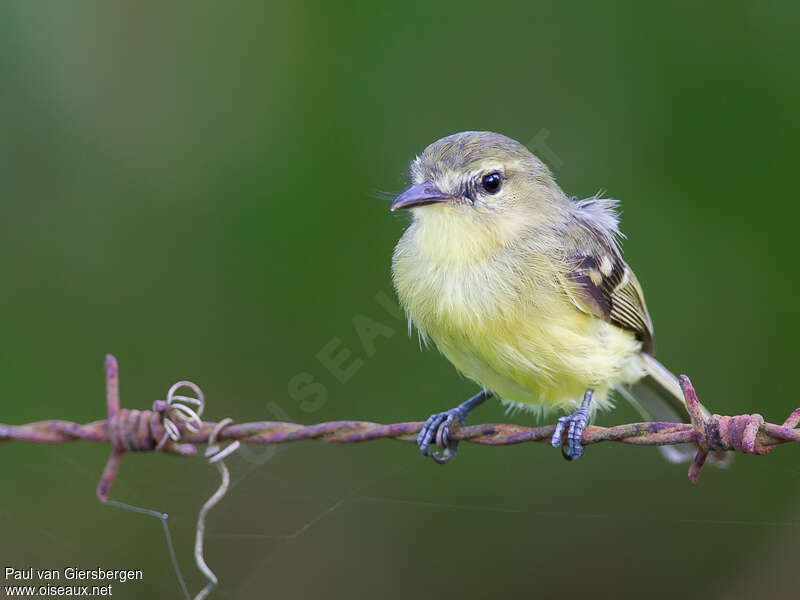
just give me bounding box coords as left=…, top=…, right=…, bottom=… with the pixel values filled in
left=1, top=1, right=799, bottom=598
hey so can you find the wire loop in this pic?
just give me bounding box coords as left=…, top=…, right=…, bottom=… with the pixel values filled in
left=155, top=381, right=205, bottom=450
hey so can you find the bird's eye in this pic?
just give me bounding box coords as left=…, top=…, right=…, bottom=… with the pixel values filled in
left=481, top=172, right=502, bottom=194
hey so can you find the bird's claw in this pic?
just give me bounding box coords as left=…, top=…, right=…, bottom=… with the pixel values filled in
left=551, top=405, right=590, bottom=460
left=417, top=408, right=466, bottom=464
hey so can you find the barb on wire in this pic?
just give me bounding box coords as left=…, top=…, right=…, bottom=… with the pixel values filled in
left=1, top=355, right=799, bottom=495
left=103, top=358, right=239, bottom=600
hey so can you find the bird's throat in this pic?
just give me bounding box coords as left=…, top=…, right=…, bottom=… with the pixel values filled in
left=409, top=208, right=526, bottom=265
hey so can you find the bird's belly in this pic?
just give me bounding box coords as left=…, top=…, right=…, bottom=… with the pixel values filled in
left=421, top=295, right=645, bottom=415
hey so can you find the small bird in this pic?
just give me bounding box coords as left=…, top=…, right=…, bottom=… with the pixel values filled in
left=390, top=131, right=704, bottom=463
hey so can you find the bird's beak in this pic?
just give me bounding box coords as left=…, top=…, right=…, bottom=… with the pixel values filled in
left=390, top=182, right=453, bottom=211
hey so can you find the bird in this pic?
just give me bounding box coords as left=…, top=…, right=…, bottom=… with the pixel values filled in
left=390, top=130, right=705, bottom=463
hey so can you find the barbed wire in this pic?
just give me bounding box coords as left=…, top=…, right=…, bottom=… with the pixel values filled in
left=2, top=354, right=800, bottom=598
left=0, top=355, right=798, bottom=493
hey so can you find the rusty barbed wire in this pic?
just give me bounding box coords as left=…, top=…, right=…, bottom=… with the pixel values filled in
left=1, top=355, right=799, bottom=498
left=3, top=354, right=798, bottom=600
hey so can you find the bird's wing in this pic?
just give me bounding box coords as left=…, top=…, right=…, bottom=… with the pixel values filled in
left=567, top=252, right=654, bottom=353
left=562, top=198, right=655, bottom=354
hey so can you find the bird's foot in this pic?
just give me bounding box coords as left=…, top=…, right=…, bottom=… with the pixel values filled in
left=417, top=390, right=490, bottom=464
left=551, top=390, right=593, bottom=461
left=417, top=408, right=465, bottom=463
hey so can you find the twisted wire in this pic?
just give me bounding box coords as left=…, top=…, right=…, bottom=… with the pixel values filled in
left=194, top=417, right=240, bottom=600
left=3, top=354, right=798, bottom=599
left=6, top=413, right=798, bottom=452
left=1, top=357, right=799, bottom=494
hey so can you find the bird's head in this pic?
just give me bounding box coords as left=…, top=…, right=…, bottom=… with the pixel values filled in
left=391, top=131, right=565, bottom=229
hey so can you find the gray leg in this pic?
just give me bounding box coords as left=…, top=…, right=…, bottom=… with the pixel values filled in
left=551, top=389, right=593, bottom=460
left=417, top=389, right=491, bottom=463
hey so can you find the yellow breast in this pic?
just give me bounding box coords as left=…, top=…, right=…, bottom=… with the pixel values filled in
left=392, top=210, right=644, bottom=415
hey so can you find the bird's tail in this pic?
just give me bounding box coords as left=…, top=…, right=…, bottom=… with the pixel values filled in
left=616, top=354, right=731, bottom=467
